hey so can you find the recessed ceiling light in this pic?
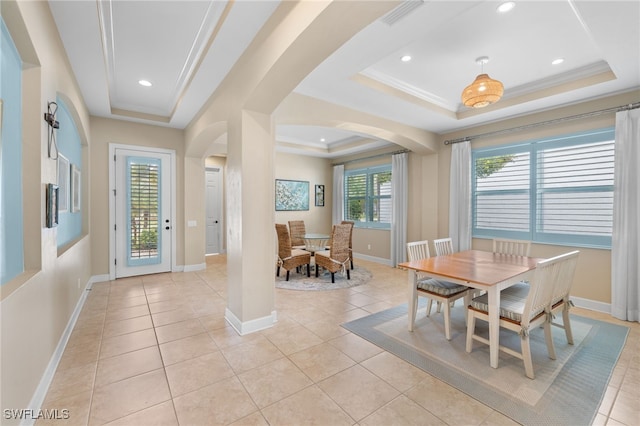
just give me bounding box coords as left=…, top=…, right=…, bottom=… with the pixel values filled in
left=320, top=138, right=326, bottom=142
left=497, top=2, right=515, bottom=13
left=401, top=55, right=412, bottom=62
left=138, top=80, right=152, bottom=87
left=551, top=58, right=565, bottom=65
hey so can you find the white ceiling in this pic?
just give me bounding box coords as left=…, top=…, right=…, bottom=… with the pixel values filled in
left=48, top=0, right=640, bottom=158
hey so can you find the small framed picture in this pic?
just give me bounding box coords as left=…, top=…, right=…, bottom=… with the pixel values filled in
left=57, top=154, right=69, bottom=212
left=315, top=184, right=325, bottom=207
left=71, top=164, right=81, bottom=213
left=46, top=183, right=59, bottom=228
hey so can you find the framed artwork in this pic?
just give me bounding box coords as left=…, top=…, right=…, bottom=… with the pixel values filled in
left=315, top=184, right=325, bottom=207
left=71, top=164, right=81, bottom=213
left=46, top=183, right=59, bottom=228
left=57, top=154, right=69, bottom=212
left=275, top=179, right=309, bottom=211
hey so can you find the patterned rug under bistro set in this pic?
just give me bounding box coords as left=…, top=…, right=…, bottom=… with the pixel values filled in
left=275, top=265, right=372, bottom=291
left=342, top=301, right=629, bottom=426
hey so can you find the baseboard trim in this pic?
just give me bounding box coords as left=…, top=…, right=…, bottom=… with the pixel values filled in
left=183, top=263, right=206, bottom=272
left=24, top=279, right=92, bottom=426
left=572, top=296, right=611, bottom=314
left=224, top=308, right=277, bottom=335
left=353, top=253, right=393, bottom=267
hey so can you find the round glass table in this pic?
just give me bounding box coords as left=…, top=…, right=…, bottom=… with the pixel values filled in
left=303, top=233, right=329, bottom=253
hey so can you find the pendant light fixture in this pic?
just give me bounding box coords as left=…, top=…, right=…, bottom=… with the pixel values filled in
left=461, top=56, right=504, bottom=108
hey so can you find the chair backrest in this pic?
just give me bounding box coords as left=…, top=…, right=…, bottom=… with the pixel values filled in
left=433, top=238, right=454, bottom=256
left=550, top=250, right=580, bottom=305
left=275, top=224, right=292, bottom=259
left=407, top=240, right=430, bottom=262
left=522, top=251, right=580, bottom=326
left=288, top=220, right=306, bottom=246
left=493, top=238, right=531, bottom=256
left=341, top=220, right=354, bottom=249
left=329, top=224, right=351, bottom=262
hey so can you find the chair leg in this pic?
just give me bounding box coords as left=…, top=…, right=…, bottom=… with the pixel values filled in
left=346, top=269, right=350, bottom=280
left=276, top=266, right=280, bottom=277
left=465, top=311, right=476, bottom=352
left=562, top=306, right=574, bottom=344
left=315, top=265, right=319, bottom=278
left=521, top=335, right=535, bottom=379
left=544, top=321, right=556, bottom=360
left=426, top=299, right=433, bottom=317
left=286, top=270, right=290, bottom=281
left=463, top=292, right=471, bottom=323
left=330, top=272, right=335, bottom=283
left=350, top=258, right=354, bottom=270
left=307, top=263, right=310, bottom=277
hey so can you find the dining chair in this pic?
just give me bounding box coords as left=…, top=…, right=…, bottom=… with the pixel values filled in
left=433, top=237, right=454, bottom=256
left=341, top=220, right=355, bottom=269
left=549, top=251, right=580, bottom=345
left=315, top=223, right=351, bottom=283
left=406, top=240, right=469, bottom=340
left=275, top=224, right=311, bottom=281
left=493, top=238, right=532, bottom=256
left=465, top=251, right=579, bottom=379
left=288, top=220, right=306, bottom=250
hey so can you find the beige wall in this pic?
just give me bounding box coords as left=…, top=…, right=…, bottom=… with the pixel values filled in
left=0, top=0, right=92, bottom=417
left=89, top=117, right=186, bottom=274
left=435, top=92, right=640, bottom=305
left=275, top=152, right=333, bottom=234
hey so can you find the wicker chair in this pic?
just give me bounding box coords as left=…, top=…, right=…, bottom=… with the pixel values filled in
left=275, top=224, right=311, bottom=281
left=341, top=220, right=355, bottom=269
left=315, top=224, right=351, bottom=283
left=288, top=220, right=306, bottom=250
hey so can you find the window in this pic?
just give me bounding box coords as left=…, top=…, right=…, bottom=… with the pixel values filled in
left=344, top=165, right=392, bottom=228
left=472, top=128, right=615, bottom=248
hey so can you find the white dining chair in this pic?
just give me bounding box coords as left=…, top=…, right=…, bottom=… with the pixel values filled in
left=549, top=251, right=580, bottom=345
left=492, top=238, right=531, bottom=256
left=406, top=240, right=469, bottom=340
left=433, top=237, right=454, bottom=256
left=465, top=251, right=579, bottom=379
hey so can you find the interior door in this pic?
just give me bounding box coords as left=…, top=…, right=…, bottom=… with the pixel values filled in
left=205, top=168, right=222, bottom=254
left=113, top=147, right=172, bottom=278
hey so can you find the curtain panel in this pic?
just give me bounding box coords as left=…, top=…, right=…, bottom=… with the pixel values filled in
left=449, top=141, right=472, bottom=252
left=391, top=153, right=408, bottom=266
left=332, top=164, right=344, bottom=225
left=612, top=108, right=640, bottom=322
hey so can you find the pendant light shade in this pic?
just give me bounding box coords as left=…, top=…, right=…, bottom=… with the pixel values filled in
left=461, top=57, right=504, bottom=108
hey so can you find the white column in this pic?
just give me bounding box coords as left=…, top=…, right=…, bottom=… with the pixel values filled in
left=224, top=109, right=276, bottom=334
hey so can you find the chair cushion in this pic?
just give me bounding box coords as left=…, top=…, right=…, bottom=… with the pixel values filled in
left=291, top=248, right=310, bottom=257
left=417, top=278, right=467, bottom=296
left=470, top=282, right=532, bottom=322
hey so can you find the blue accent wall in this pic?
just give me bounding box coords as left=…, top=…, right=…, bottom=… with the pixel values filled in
left=55, top=98, right=82, bottom=247
left=1, top=19, right=24, bottom=285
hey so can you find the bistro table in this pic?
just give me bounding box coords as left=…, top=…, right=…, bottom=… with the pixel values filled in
left=303, top=233, right=330, bottom=254
left=398, top=250, right=542, bottom=369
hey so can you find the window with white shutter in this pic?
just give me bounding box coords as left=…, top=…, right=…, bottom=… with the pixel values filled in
left=344, top=165, right=392, bottom=228
left=472, top=128, right=614, bottom=248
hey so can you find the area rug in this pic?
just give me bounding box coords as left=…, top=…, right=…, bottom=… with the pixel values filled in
left=342, top=302, right=629, bottom=426
left=275, top=265, right=372, bottom=291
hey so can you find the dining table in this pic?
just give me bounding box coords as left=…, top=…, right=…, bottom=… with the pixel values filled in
left=398, top=249, right=542, bottom=369
left=303, top=233, right=330, bottom=254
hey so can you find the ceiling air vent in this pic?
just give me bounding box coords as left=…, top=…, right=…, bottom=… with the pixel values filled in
left=381, top=0, right=424, bottom=26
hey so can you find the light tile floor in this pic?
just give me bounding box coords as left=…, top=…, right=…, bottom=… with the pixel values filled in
left=39, top=255, right=639, bottom=425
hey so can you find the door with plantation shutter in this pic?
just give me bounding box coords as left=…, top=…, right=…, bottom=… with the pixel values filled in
left=112, top=147, right=173, bottom=278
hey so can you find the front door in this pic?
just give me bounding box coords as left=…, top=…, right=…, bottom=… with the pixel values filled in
left=111, top=146, right=173, bottom=278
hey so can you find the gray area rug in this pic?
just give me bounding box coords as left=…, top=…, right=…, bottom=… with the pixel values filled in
left=275, top=265, right=371, bottom=291
left=342, top=302, right=629, bottom=426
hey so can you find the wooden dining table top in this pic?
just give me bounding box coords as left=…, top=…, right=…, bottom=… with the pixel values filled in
left=398, top=249, right=543, bottom=287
